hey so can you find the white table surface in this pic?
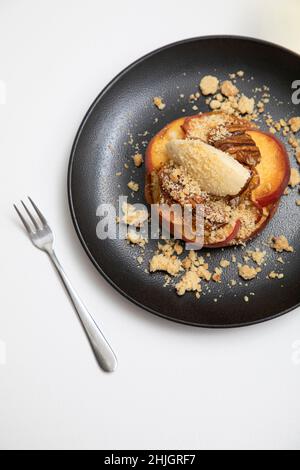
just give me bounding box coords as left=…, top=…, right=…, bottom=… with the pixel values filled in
left=1, top=0, right=300, bottom=451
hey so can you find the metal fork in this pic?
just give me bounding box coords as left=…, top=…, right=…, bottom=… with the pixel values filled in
left=14, top=197, right=117, bottom=372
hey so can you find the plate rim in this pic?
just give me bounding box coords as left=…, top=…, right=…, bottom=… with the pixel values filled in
left=68, top=34, right=300, bottom=328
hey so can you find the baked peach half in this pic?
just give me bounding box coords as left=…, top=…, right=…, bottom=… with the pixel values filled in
left=145, top=112, right=289, bottom=247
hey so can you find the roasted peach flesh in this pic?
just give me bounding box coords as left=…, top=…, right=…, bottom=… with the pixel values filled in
left=246, top=130, right=290, bottom=207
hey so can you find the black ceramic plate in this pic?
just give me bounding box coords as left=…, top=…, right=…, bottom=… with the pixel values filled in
left=68, top=36, right=300, bottom=327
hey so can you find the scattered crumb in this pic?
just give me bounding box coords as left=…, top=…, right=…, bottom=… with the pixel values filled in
left=132, top=153, right=143, bottom=167
left=122, top=71, right=294, bottom=300
left=270, top=235, right=294, bottom=253
left=289, top=136, right=299, bottom=149
left=212, top=267, right=222, bottom=283
left=128, top=180, right=139, bottom=192
left=246, top=249, right=266, bottom=266
left=268, top=271, right=284, bottom=280
left=289, top=168, right=300, bottom=187
left=126, top=230, right=147, bottom=247
left=238, top=95, right=255, bottom=115
left=175, top=271, right=201, bottom=296
left=221, top=80, right=239, bottom=97
left=197, top=265, right=212, bottom=282
left=220, top=259, right=230, bottom=268
left=209, top=99, right=221, bottom=110
left=149, top=253, right=182, bottom=276
left=289, top=117, right=300, bottom=133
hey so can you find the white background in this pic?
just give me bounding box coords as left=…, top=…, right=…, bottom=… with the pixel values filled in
left=1, top=0, right=300, bottom=450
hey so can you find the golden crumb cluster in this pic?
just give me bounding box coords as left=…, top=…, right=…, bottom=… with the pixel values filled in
left=270, top=236, right=294, bottom=253
left=144, top=232, right=293, bottom=298
left=153, top=96, right=166, bottom=110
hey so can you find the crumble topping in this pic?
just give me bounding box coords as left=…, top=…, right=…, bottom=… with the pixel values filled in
left=215, top=93, right=224, bottom=102
left=212, top=267, right=222, bottom=283
left=174, top=242, right=183, bottom=255
left=175, top=271, right=201, bottom=296
left=197, top=265, right=212, bottom=281
left=199, top=75, right=219, bottom=95
left=220, top=259, right=230, bottom=268
left=221, top=80, right=239, bottom=97
left=246, top=249, right=266, bottom=266
left=128, top=180, right=139, bottom=192
left=121, top=70, right=294, bottom=302
left=237, top=95, right=255, bottom=115
left=145, top=237, right=291, bottom=297
left=220, top=100, right=236, bottom=114
left=166, top=138, right=251, bottom=197
left=149, top=253, right=182, bottom=276
left=289, top=168, right=300, bottom=187
left=209, top=99, right=221, bottom=110
left=270, top=236, right=294, bottom=253
left=132, top=153, right=143, bottom=167
left=268, top=271, right=284, bottom=279
left=126, top=230, right=147, bottom=247
left=289, top=117, right=300, bottom=133
left=189, top=92, right=200, bottom=101
left=153, top=97, right=166, bottom=110
left=233, top=203, right=258, bottom=241
left=122, top=202, right=148, bottom=226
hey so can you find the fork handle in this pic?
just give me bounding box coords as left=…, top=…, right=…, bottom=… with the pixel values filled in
left=47, top=250, right=117, bottom=372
